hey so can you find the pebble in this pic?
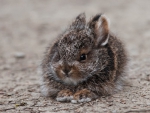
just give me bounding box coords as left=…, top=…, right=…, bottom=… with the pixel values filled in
left=131, top=99, right=137, bottom=102
left=146, top=74, right=150, bottom=81
left=0, top=65, right=11, bottom=70
left=120, top=99, right=126, bottom=104
left=146, top=102, right=150, bottom=106
left=144, top=95, right=150, bottom=99
left=14, top=52, right=25, bottom=58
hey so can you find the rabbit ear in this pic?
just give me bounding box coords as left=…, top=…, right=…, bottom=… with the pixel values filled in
left=89, top=14, right=110, bottom=47
left=70, top=13, right=86, bottom=30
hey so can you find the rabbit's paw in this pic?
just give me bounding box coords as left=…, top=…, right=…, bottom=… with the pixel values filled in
left=71, top=89, right=97, bottom=104
left=56, top=89, right=73, bottom=102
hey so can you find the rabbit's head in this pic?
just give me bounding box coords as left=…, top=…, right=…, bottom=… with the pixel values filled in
left=48, top=13, right=110, bottom=85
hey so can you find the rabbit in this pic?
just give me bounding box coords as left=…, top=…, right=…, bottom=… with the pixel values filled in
left=40, top=13, right=127, bottom=103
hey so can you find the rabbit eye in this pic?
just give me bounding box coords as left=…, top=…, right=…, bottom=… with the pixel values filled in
left=80, top=54, right=87, bottom=61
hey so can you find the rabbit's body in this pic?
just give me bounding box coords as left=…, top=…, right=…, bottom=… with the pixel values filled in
left=41, top=13, right=127, bottom=103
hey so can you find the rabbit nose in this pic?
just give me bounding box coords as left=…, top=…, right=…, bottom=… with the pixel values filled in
left=62, top=62, right=72, bottom=77
left=63, top=68, right=71, bottom=77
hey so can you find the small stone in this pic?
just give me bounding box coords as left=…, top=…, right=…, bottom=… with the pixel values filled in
left=15, top=101, right=27, bottom=107
left=108, top=103, right=113, bottom=106
left=120, top=99, right=126, bottom=104
left=112, top=110, right=117, bottom=113
left=135, top=102, right=141, bottom=105
left=0, top=65, right=10, bottom=70
left=2, top=65, right=11, bottom=70
left=146, top=102, right=150, bottom=106
left=146, top=74, right=150, bottom=81
left=14, top=52, right=25, bottom=58
left=131, top=99, right=137, bottom=102
left=144, top=95, right=150, bottom=99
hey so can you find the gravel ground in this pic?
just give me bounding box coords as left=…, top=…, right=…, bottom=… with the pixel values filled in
left=0, top=0, right=150, bottom=113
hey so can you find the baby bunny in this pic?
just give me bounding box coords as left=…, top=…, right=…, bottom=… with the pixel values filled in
left=40, top=13, right=127, bottom=103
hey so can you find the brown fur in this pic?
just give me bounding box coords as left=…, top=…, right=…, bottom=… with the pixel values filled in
left=40, top=13, right=127, bottom=103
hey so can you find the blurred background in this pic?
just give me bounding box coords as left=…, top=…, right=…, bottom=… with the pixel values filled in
left=0, top=0, right=150, bottom=112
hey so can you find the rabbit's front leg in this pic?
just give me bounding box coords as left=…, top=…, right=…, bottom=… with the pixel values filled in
left=56, top=89, right=74, bottom=102
left=71, top=89, right=98, bottom=104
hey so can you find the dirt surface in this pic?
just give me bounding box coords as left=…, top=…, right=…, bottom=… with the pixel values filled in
left=0, top=0, right=150, bottom=113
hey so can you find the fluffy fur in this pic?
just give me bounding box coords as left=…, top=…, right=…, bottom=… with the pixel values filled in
left=40, top=13, right=127, bottom=103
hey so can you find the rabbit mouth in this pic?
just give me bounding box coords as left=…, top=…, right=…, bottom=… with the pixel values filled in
left=63, top=77, right=79, bottom=85
left=58, top=71, right=84, bottom=86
